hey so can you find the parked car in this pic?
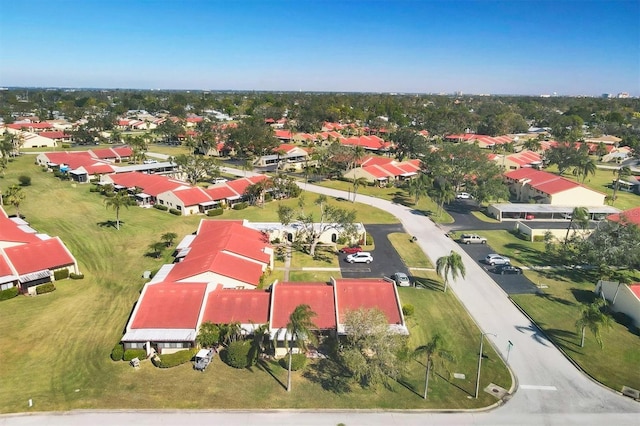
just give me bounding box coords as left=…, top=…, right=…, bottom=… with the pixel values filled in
left=484, top=254, right=511, bottom=266
left=194, top=348, right=215, bottom=371
left=491, top=264, right=523, bottom=275
left=345, top=252, right=373, bottom=264
left=143, top=159, right=158, bottom=164
left=212, top=177, right=228, bottom=184
left=525, top=214, right=535, bottom=220
left=339, top=246, right=362, bottom=254
left=390, top=272, right=411, bottom=287
left=458, top=234, right=487, bottom=244
left=456, top=192, right=472, bottom=199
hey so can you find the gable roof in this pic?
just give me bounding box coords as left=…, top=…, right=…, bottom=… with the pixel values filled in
left=108, top=172, right=189, bottom=197
left=607, top=206, right=640, bottom=226
left=334, top=279, right=403, bottom=326
left=271, top=282, right=336, bottom=330
left=131, top=282, right=207, bottom=329
left=0, top=215, right=41, bottom=244
left=3, top=237, right=75, bottom=275
left=202, top=287, right=270, bottom=324
left=171, top=187, right=212, bottom=206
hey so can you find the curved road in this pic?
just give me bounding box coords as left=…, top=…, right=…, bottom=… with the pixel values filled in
left=4, top=167, right=638, bottom=426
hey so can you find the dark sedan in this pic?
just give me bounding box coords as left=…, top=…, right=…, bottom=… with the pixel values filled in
left=490, top=264, right=523, bottom=275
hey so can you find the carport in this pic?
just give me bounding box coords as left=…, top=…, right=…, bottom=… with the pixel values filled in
left=487, top=203, right=620, bottom=222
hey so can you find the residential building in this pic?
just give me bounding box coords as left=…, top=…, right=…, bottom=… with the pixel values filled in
left=504, top=168, right=606, bottom=205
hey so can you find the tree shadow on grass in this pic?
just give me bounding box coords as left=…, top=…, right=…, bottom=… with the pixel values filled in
left=396, top=376, right=422, bottom=399
left=302, top=357, right=352, bottom=394
left=546, top=328, right=581, bottom=348
left=504, top=243, right=554, bottom=266
left=96, top=220, right=122, bottom=230
left=413, top=277, right=443, bottom=292
left=251, top=359, right=287, bottom=390
left=570, top=288, right=598, bottom=305
left=534, top=292, right=576, bottom=306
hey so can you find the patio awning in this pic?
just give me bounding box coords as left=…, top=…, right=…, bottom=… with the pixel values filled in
left=19, top=270, right=51, bottom=284
left=135, top=193, right=151, bottom=199
left=226, top=195, right=242, bottom=201
left=199, top=201, right=219, bottom=207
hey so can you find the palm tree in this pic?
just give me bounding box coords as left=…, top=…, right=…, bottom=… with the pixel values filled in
left=248, top=323, right=271, bottom=363
left=285, top=304, right=317, bottom=392
left=572, top=158, right=597, bottom=183
left=575, top=301, right=612, bottom=348
left=218, top=322, right=242, bottom=346
left=148, top=241, right=166, bottom=259
left=161, top=232, right=178, bottom=247
left=430, top=183, right=456, bottom=217
left=351, top=177, right=368, bottom=202
left=103, top=191, right=130, bottom=230
left=564, top=206, right=589, bottom=244
left=414, top=333, right=456, bottom=399
left=435, top=250, right=466, bottom=293
left=5, top=185, right=26, bottom=218
left=611, top=166, right=631, bottom=204
left=406, top=174, right=430, bottom=204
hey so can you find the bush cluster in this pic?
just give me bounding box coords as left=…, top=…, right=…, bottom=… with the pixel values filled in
left=402, top=304, right=415, bottom=317
left=169, top=208, right=182, bottom=216
left=533, top=235, right=545, bottom=242
left=18, top=175, right=32, bottom=186
left=232, top=202, right=248, bottom=210
left=153, top=204, right=168, bottom=211
left=36, top=283, right=56, bottom=294
left=61, top=143, right=71, bottom=149
left=123, top=349, right=147, bottom=361
left=54, top=269, right=69, bottom=280
left=70, top=272, right=85, bottom=280
left=278, top=353, right=307, bottom=371
left=152, top=349, right=197, bottom=368
left=111, top=343, right=124, bottom=361
left=89, top=186, right=100, bottom=193
left=222, top=341, right=253, bottom=368
left=207, top=208, right=223, bottom=217
left=0, top=287, right=19, bottom=301
left=365, top=232, right=374, bottom=245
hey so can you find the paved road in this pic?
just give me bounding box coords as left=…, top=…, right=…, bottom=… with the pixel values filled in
left=10, top=164, right=636, bottom=425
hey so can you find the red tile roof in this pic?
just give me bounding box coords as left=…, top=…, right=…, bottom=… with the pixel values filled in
left=0, top=216, right=41, bottom=244
left=131, top=283, right=207, bottom=329
left=275, top=130, right=292, bottom=140
left=108, top=172, right=188, bottom=197
left=360, top=156, right=393, bottom=167
left=0, top=254, right=14, bottom=278
left=205, top=185, right=239, bottom=200
left=172, top=187, right=212, bottom=206
left=271, top=282, right=336, bottom=329
left=3, top=237, right=75, bottom=275
left=226, top=175, right=268, bottom=195
left=202, top=288, right=270, bottom=324
left=196, top=220, right=271, bottom=264
left=533, top=177, right=580, bottom=195
left=7, top=122, right=53, bottom=130
left=340, top=136, right=391, bottom=151
left=607, top=206, right=640, bottom=226
left=334, top=279, right=402, bottom=325
left=39, top=131, right=71, bottom=140
left=90, top=147, right=132, bottom=159
left=167, top=250, right=264, bottom=285
left=630, top=284, right=640, bottom=300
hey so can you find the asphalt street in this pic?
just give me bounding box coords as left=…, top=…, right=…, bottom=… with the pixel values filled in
left=7, top=162, right=637, bottom=425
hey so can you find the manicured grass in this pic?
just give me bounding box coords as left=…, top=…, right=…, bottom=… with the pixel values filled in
left=288, top=271, right=340, bottom=282
left=457, top=228, right=640, bottom=391
left=291, top=248, right=339, bottom=268
left=470, top=210, right=500, bottom=223
left=388, top=232, right=434, bottom=268
left=0, top=154, right=509, bottom=412
left=315, top=179, right=454, bottom=223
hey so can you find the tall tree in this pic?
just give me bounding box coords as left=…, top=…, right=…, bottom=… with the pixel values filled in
left=248, top=323, right=271, bottom=363
left=575, top=301, right=612, bottom=348
left=544, top=142, right=589, bottom=176
left=103, top=191, right=130, bottom=230
left=285, top=304, right=317, bottom=392
left=435, top=250, right=466, bottom=293
left=414, top=333, right=456, bottom=399
left=161, top=232, right=178, bottom=247
left=572, top=157, right=597, bottom=183
left=406, top=174, right=430, bottom=204
left=391, top=128, right=426, bottom=160
left=564, top=206, right=589, bottom=244
left=340, top=308, right=407, bottom=389
left=174, top=153, right=220, bottom=185
left=351, top=177, right=368, bottom=203
left=5, top=184, right=25, bottom=217
left=611, top=166, right=631, bottom=204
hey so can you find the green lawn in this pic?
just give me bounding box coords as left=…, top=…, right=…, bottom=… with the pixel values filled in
left=388, top=232, right=434, bottom=269
left=0, top=155, right=510, bottom=412
left=290, top=248, right=340, bottom=268
left=459, top=229, right=640, bottom=391
left=315, top=179, right=454, bottom=223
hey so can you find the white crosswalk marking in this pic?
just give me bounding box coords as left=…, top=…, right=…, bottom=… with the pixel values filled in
left=520, top=385, right=558, bottom=391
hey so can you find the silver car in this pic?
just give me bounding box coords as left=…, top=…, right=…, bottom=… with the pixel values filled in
left=484, top=254, right=511, bottom=266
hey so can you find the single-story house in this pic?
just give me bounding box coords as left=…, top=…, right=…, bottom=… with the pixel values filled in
left=446, top=133, right=513, bottom=149
left=89, top=146, right=133, bottom=163
left=492, top=150, right=543, bottom=170
left=254, top=144, right=310, bottom=170
left=247, top=221, right=366, bottom=246
left=607, top=206, right=640, bottom=227
left=339, top=135, right=391, bottom=152
left=344, top=158, right=420, bottom=185
left=102, top=172, right=190, bottom=206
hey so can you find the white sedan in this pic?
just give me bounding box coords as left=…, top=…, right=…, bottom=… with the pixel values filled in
left=456, top=192, right=472, bottom=199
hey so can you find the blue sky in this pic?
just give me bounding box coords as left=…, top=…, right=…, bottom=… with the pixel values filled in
left=0, top=0, right=638, bottom=95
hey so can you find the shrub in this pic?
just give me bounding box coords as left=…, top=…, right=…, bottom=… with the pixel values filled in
left=169, top=208, right=182, bottom=216
left=232, top=202, right=247, bottom=210
left=154, top=204, right=168, bottom=211
left=18, top=175, right=32, bottom=186
left=0, top=287, right=19, bottom=301
left=264, top=193, right=273, bottom=202
left=152, top=348, right=197, bottom=368
left=36, top=283, right=56, bottom=294
left=278, top=353, right=307, bottom=371
left=222, top=341, right=253, bottom=368
left=89, top=186, right=100, bottom=193
left=54, top=269, right=69, bottom=280
left=123, top=349, right=147, bottom=362
left=533, top=235, right=545, bottom=242
left=61, top=143, right=71, bottom=149
left=365, top=232, right=374, bottom=245
left=111, top=343, right=124, bottom=361
left=402, top=304, right=415, bottom=317
left=207, top=208, right=223, bottom=217
left=70, top=272, right=85, bottom=280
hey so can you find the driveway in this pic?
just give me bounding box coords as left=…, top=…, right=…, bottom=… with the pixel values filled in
left=339, top=224, right=410, bottom=279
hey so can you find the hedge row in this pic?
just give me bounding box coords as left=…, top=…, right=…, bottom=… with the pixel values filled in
left=232, top=202, right=248, bottom=210
left=206, top=208, right=223, bottom=217
left=278, top=353, right=307, bottom=371
left=54, top=269, right=69, bottom=280
left=152, top=348, right=197, bottom=368
left=70, top=272, right=85, bottom=280
left=0, top=287, right=19, bottom=301
left=169, top=208, right=182, bottom=216
left=123, top=349, right=147, bottom=361
left=36, top=283, right=56, bottom=294
left=154, top=204, right=169, bottom=211
left=111, top=343, right=124, bottom=361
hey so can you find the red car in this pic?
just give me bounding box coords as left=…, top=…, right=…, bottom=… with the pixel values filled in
left=339, top=246, right=362, bottom=254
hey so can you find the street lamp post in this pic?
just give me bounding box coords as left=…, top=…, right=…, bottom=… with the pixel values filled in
left=506, top=340, right=514, bottom=363
left=475, top=332, right=497, bottom=399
